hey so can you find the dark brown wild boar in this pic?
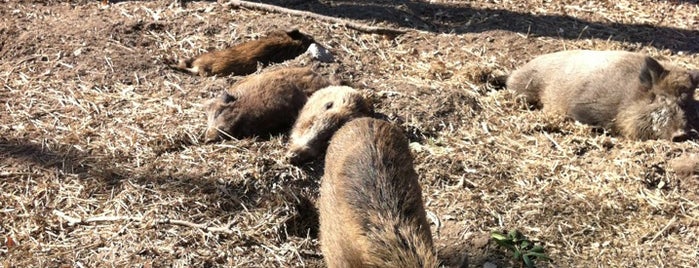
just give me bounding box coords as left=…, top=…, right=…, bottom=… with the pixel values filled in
left=318, top=118, right=440, bottom=268
left=204, top=67, right=334, bottom=142
left=505, top=50, right=699, bottom=141
left=169, top=29, right=315, bottom=77
left=286, top=86, right=372, bottom=165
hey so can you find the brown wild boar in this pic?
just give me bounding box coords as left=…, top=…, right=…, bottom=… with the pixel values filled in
left=286, top=86, right=372, bottom=165
left=169, top=29, right=315, bottom=77
left=204, top=67, right=334, bottom=142
left=318, top=117, right=440, bottom=267
left=505, top=50, right=699, bottom=141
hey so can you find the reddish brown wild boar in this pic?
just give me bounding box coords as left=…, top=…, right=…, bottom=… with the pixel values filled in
left=286, top=86, right=372, bottom=165
left=169, top=29, right=315, bottom=77
left=318, top=118, right=440, bottom=268
left=506, top=50, right=699, bottom=141
left=204, top=67, right=334, bottom=142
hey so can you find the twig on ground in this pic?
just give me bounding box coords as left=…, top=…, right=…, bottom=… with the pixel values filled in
left=222, top=0, right=408, bottom=35
left=649, top=216, right=677, bottom=243
left=53, top=210, right=235, bottom=234
left=542, top=132, right=562, bottom=150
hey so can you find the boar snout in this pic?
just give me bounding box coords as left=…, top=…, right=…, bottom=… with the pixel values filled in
left=286, top=146, right=316, bottom=166
left=671, top=129, right=690, bottom=142
left=671, top=127, right=699, bottom=142
left=204, top=127, right=224, bottom=143
left=204, top=128, right=223, bottom=143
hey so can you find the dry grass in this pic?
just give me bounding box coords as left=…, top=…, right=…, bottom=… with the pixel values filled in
left=1, top=0, right=699, bottom=267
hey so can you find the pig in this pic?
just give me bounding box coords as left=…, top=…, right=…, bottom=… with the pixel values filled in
left=204, top=67, right=334, bottom=142
left=505, top=50, right=699, bottom=141
left=169, top=29, right=315, bottom=77
left=317, top=117, right=440, bottom=267
left=286, top=86, right=372, bottom=165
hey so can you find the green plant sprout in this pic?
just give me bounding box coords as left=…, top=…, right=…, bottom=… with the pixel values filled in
left=491, top=230, right=551, bottom=268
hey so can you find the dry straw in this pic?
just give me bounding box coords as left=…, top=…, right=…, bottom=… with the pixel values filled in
left=1, top=0, right=698, bottom=267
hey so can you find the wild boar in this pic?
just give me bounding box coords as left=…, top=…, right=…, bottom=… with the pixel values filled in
left=286, top=86, right=372, bottom=165
left=505, top=50, right=699, bottom=141
left=318, top=117, right=440, bottom=267
left=204, top=67, right=334, bottom=142
left=169, top=29, right=315, bottom=77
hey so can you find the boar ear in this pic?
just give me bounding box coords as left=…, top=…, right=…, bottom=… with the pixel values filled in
left=220, top=91, right=236, bottom=103
left=285, top=29, right=305, bottom=40
left=358, top=93, right=375, bottom=116
left=639, top=57, right=668, bottom=90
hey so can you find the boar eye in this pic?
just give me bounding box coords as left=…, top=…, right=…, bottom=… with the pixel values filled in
left=221, top=92, right=236, bottom=103
left=214, top=108, right=224, bottom=119
left=324, top=102, right=333, bottom=110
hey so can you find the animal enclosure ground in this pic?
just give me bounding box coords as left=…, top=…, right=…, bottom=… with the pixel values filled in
left=1, top=0, right=698, bottom=267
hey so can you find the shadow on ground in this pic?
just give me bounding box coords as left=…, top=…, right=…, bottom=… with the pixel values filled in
left=0, top=137, right=319, bottom=226
left=255, top=0, right=699, bottom=53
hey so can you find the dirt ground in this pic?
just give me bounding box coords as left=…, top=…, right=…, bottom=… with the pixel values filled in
left=2, top=0, right=699, bottom=267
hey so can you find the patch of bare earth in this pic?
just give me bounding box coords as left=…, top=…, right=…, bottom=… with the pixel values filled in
left=1, top=0, right=698, bottom=267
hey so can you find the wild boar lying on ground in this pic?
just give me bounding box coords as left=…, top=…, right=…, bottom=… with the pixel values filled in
left=169, top=29, right=315, bottom=77
left=286, top=86, right=372, bottom=165
left=504, top=50, right=699, bottom=141
left=318, top=118, right=442, bottom=268
left=204, top=67, right=335, bottom=142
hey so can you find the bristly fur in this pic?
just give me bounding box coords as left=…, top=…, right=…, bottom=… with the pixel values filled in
left=204, top=67, right=334, bottom=142
left=169, top=29, right=315, bottom=77
left=506, top=50, right=699, bottom=141
left=286, top=86, right=372, bottom=165
left=318, top=118, right=440, bottom=268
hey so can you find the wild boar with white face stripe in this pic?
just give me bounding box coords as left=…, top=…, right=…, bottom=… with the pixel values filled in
left=505, top=50, right=699, bottom=141
left=286, top=86, right=372, bottom=165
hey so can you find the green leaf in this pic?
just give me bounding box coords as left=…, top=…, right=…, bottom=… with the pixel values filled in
left=492, top=237, right=509, bottom=245
left=491, top=232, right=509, bottom=241
left=509, top=230, right=519, bottom=238
left=520, top=240, right=530, bottom=249
left=530, top=245, right=545, bottom=253
left=523, top=255, right=534, bottom=268
left=525, top=252, right=551, bottom=261
left=513, top=250, right=522, bottom=260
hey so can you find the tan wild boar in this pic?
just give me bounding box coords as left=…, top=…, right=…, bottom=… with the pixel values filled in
left=286, top=86, right=372, bottom=165
left=318, top=117, right=440, bottom=268
left=506, top=50, right=699, bottom=141
left=204, top=67, right=334, bottom=142
left=169, top=29, right=315, bottom=77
